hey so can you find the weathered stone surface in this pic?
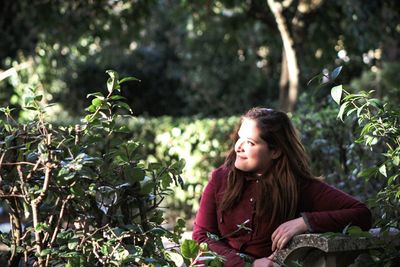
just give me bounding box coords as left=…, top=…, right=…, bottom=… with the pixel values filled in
left=274, top=228, right=400, bottom=267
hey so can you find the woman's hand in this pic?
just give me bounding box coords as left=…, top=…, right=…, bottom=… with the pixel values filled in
left=271, top=217, right=308, bottom=251
left=252, top=257, right=277, bottom=267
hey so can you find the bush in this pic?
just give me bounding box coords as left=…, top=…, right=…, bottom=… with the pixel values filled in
left=123, top=116, right=238, bottom=224
left=0, top=71, right=186, bottom=266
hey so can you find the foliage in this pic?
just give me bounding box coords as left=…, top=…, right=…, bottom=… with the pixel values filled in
left=328, top=73, right=400, bottom=266
left=0, top=71, right=186, bottom=266
left=331, top=85, right=400, bottom=228
left=120, top=115, right=238, bottom=223
left=180, top=239, right=224, bottom=267
left=2, top=0, right=399, bottom=117
left=179, top=220, right=259, bottom=267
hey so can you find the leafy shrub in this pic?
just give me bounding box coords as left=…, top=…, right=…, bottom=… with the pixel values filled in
left=324, top=68, right=400, bottom=266
left=330, top=84, right=400, bottom=229
left=0, top=71, right=185, bottom=266
left=123, top=116, right=238, bottom=223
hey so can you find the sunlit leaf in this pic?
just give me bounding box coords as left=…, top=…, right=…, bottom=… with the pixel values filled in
left=119, top=76, right=140, bottom=84
left=180, top=239, right=199, bottom=259
left=106, top=70, right=119, bottom=93
left=379, top=164, right=387, bottom=177
left=331, top=85, right=343, bottom=105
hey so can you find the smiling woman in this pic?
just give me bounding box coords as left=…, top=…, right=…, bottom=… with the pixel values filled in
left=234, top=118, right=280, bottom=176
left=192, top=107, right=372, bottom=267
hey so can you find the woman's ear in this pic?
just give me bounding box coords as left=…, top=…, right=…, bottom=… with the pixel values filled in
left=271, top=149, right=282, bottom=159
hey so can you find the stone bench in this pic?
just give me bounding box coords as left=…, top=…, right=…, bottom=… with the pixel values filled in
left=275, top=228, right=400, bottom=267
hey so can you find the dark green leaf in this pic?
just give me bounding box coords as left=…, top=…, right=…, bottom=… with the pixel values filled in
left=330, top=66, right=343, bottom=81
left=34, top=95, right=43, bottom=102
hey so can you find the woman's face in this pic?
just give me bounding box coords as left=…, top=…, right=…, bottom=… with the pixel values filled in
left=234, top=118, right=278, bottom=176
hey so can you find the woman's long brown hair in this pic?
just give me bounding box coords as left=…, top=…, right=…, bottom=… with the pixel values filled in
left=220, top=107, right=318, bottom=228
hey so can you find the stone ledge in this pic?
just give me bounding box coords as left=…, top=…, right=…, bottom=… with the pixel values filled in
left=275, top=228, right=400, bottom=267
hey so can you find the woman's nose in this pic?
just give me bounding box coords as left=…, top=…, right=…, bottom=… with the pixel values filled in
left=235, top=139, right=244, bottom=152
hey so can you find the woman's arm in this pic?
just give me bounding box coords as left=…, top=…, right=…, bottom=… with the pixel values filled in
left=300, top=179, right=372, bottom=233
left=268, top=179, right=372, bottom=251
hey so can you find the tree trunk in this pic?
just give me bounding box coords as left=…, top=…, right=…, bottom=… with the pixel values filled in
left=279, top=50, right=289, bottom=110
left=267, top=0, right=299, bottom=112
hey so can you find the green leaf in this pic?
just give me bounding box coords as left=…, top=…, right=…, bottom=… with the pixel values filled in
left=180, top=239, right=199, bottom=259
left=368, top=98, right=384, bottom=110
left=306, top=73, right=324, bottom=86
left=331, top=85, right=343, bottom=105
left=150, top=227, right=168, bottom=236
left=124, top=167, right=145, bottom=183
left=161, top=173, right=172, bottom=189
left=347, top=226, right=371, bottom=238
left=101, top=244, right=110, bottom=255
left=68, top=239, right=79, bottom=250
left=379, top=164, right=387, bottom=177
left=358, top=167, right=378, bottom=178
left=337, top=102, right=348, bottom=121
left=106, top=70, right=119, bottom=93
left=34, top=95, right=43, bottom=102
left=119, top=76, right=140, bottom=84
left=174, top=218, right=186, bottom=235
left=40, top=248, right=51, bottom=256
left=70, top=185, right=85, bottom=197
left=357, top=104, right=365, bottom=118
left=393, top=156, right=400, bottom=166
left=114, top=101, right=133, bottom=113
left=330, top=66, right=343, bottom=81
left=86, top=105, right=97, bottom=112
left=66, top=256, right=83, bottom=267
left=388, top=174, right=398, bottom=186
left=164, top=251, right=184, bottom=267
left=35, top=223, right=49, bottom=232
left=87, top=92, right=104, bottom=98
left=170, top=159, right=186, bottom=174
left=140, top=180, right=154, bottom=195
left=91, top=98, right=103, bottom=108
left=110, top=95, right=126, bottom=101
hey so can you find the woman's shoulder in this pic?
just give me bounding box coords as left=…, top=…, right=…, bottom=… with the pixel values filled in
left=209, top=165, right=229, bottom=186
left=299, top=177, right=328, bottom=191
left=212, top=165, right=229, bottom=178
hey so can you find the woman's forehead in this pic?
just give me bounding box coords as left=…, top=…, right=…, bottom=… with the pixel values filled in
left=239, top=119, right=262, bottom=139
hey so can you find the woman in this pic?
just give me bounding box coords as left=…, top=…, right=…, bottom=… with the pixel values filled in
left=192, top=107, right=372, bottom=267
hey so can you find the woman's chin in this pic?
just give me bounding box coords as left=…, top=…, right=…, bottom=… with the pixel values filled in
left=234, top=162, right=247, bottom=172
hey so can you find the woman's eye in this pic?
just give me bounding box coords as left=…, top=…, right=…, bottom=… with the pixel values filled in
left=247, top=140, right=254, bottom=145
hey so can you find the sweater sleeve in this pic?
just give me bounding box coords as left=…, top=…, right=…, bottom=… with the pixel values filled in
left=192, top=169, right=247, bottom=267
left=300, top=179, right=372, bottom=233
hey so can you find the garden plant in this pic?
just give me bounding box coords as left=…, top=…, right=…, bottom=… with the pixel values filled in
left=0, top=71, right=187, bottom=266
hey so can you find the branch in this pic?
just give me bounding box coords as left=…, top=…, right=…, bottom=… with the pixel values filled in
left=33, top=162, right=53, bottom=206
left=0, top=194, right=26, bottom=198
left=26, top=159, right=42, bottom=180
left=46, top=196, right=72, bottom=266
left=48, top=196, right=73, bottom=247
left=16, top=165, right=30, bottom=203
left=1, top=161, right=38, bottom=166
left=0, top=61, right=32, bottom=82
left=79, top=223, right=110, bottom=248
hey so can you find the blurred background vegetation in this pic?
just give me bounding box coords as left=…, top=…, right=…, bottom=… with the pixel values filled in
left=1, top=0, right=399, bottom=228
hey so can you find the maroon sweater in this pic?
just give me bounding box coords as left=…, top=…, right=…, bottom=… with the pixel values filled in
left=192, top=166, right=372, bottom=266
